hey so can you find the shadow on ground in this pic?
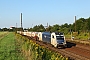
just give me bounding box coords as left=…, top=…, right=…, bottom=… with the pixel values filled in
left=66, top=42, right=76, bottom=48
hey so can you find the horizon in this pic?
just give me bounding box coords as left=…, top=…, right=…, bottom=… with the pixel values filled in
left=0, top=0, right=90, bottom=28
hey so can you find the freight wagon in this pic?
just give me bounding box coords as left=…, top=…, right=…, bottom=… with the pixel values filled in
left=24, top=32, right=39, bottom=40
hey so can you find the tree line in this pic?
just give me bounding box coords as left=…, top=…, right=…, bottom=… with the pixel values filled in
left=27, top=17, right=90, bottom=34
left=1, top=17, right=90, bottom=34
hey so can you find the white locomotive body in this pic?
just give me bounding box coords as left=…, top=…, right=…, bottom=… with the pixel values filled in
left=51, top=32, right=66, bottom=47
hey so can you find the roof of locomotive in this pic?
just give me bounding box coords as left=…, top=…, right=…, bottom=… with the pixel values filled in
left=42, top=32, right=51, bottom=35
left=52, top=32, right=64, bottom=35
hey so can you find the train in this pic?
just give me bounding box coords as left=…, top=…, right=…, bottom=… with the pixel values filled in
left=17, top=31, right=67, bottom=48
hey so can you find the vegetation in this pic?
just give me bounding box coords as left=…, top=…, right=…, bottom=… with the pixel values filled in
left=27, top=17, right=90, bottom=33
left=0, top=32, right=25, bottom=60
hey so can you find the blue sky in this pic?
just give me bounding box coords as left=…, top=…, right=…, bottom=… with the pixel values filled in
left=0, top=0, right=90, bottom=28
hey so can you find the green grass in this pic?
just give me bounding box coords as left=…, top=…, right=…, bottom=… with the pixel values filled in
left=0, top=32, right=9, bottom=38
left=0, top=32, right=25, bottom=60
left=0, top=31, right=8, bottom=36
left=65, top=32, right=90, bottom=45
left=65, top=32, right=89, bottom=40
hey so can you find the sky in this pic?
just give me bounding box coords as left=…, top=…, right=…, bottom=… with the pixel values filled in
left=0, top=0, right=90, bottom=28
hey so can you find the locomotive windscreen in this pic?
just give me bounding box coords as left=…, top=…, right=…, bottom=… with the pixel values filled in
left=55, top=32, right=63, bottom=35
left=56, top=36, right=64, bottom=40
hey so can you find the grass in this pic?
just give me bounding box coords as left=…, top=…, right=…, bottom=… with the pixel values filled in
left=0, top=32, right=8, bottom=35
left=0, top=32, right=8, bottom=38
left=65, top=32, right=90, bottom=45
left=0, top=32, right=25, bottom=60
left=65, top=32, right=89, bottom=40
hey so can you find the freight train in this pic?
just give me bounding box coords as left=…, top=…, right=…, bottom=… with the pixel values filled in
left=17, top=31, right=67, bottom=48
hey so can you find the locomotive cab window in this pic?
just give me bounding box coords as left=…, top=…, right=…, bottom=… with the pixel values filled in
left=39, top=34, right=40, bottom=36
left=56, top=36, right=64, bottom=40
left=52, top=35, right=54, bottom=38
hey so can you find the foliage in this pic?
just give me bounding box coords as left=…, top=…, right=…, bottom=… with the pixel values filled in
left=28, top=24, right=45, bottom=32
left=0, top=32, right=25, bottom=60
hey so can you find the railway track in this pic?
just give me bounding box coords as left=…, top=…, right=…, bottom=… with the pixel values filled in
left=25, top=35, right=90, bottom=60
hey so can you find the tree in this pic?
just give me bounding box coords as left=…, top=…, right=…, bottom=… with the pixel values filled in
left=2, top=27, right=8, bottom=31
left=50, top=24, right=60, bottom=32
left=46, top=25, right=52, bottom=32
left=87, top=17, right=90, bottom=30
left=33, top=25, right=39, bottom=32
left=0, top=28, right=2, bottom=31
left=38, top=24, right=45, bottom=32
left=28, top=28, right=33, bottom=31
left=31, top=24, right=45, bottom=32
